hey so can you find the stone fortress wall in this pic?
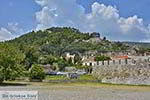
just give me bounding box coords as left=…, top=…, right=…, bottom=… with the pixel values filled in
left=92, top=56, right=150, bottom=85
left=83, top=56, right=150, bottom=67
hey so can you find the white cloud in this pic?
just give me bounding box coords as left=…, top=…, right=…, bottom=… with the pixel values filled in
left=0, top=22, right=24, bottom=41
left=7, top=22, right=24, bottom=35
left=0, top=28, right=14, bottom=41
left=35, top=0, right=150, bottom=41
left=35, top=0, right=85, bottom=30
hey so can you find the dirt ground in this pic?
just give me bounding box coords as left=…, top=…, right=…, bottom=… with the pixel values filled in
left=0, top=82, right=150, bottom=100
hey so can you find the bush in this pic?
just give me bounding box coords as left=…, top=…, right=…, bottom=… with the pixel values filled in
left=0, top=77, right=4, bottom=83
left=0, top=76, right=4, bottom=83
left=95, top=55, right=111, bottom=61
left=0, top=68, right=4, bottom=83
left=29, top=64, right=45, bottom=81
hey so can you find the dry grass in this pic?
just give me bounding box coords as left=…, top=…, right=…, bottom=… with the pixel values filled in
left=3, top=80, right=150, bottom=92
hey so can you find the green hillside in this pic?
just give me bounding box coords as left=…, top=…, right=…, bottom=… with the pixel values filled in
left=0, top=27, right=131, bottom=71
left=0, top=27, right=134, bottom=82
left=9, top=27, right=129, bottom=55
left=123, top=42, right=150, bottom=48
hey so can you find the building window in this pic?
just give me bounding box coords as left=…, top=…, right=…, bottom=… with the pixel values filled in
left=113, top=60, right=115, bottom=64
left=97, top=61, right=99, bottom=66
left=119, top=59, right=121, bottom=64
left=125, top=59, right=128, bottom=64
left=108, top=60, right=110, bottom=65
left=90, top=63, right=92, bottom=66
left=102, top=61, right=104, bottom=65
left=85, top=63, right=87, bottom=66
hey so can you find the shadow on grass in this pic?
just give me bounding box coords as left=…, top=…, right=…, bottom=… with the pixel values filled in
left=100, top=82, right=150, bottom=87
left=0, top=83, right=29, bottom=87
left=44, top=79, right=150, bottom=87
left=45, top=79, right=100, bottom=83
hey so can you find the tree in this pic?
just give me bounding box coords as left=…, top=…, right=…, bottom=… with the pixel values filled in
left=55, top=58, right=68, bottom=71
left=90, top=32, right=100, bottom=38
left=95, top=55, right=111, bottom=61
left=74, top=55, right=82, bottom=65
left=23, top=46, right=39, bottom=70
left=29, top=64, right=45, bottom=81
left=68, top=57, right=73, bottom=65
left=0, top=43, right=25, bottom=82
left=0, top=68, right=4, bottom=83
left=103, top=37, right=106, bottom=41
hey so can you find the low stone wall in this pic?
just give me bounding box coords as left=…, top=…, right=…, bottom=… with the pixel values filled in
left=92, top=64, right=150, bottom=85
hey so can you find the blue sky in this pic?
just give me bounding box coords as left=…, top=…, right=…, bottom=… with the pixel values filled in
left=0, top=0, right=150, bottom=41
left=0, top=0, right=40, bottom=31
left=78, top=0, right=150, bottom=23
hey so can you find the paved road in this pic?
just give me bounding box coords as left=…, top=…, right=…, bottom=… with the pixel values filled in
left=0, top=85, right=150, bottom=100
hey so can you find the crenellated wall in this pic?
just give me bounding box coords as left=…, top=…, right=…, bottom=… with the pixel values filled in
left=82, top=56, right=150, bottom=67
left=83, top=59, right=134, bottom=67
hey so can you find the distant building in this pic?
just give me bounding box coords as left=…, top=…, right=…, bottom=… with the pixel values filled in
left=82, top=56, right=96, bottom=66
left=82, top=55, right=150, bottom=67
left=90, top=32, right=100, bottom=38
left=64, top=52, right=75, bottom=64
left=43, top=64, right=53, bottom=74
left=65, top=67, right=77, bottom=72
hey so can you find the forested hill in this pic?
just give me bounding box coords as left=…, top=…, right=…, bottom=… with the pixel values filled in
left=123, top=42, right=150, bottom=49
left=0, top=27, right=132, bottom=72
left=7, top=27, right=130, bottom=56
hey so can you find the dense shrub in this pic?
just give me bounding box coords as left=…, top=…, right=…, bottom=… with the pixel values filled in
left=0, top=43, right=25, bottom=82
left=29, top=64, right=45, bottom=81
left=95, top=55, right=111, bottom=61
left=0, top=68, right=4, bottom=83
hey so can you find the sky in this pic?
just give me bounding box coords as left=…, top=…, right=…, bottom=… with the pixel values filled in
left=0, top=0, right=150, bottom=42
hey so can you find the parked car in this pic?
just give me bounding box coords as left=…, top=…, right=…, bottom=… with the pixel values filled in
left=76, top=70, right=87, bottom=75
left=67, top=73, right=78, bottom=79
left=56, top=72, right=68, bottom=75
left=46, top=72, right=57, bottom=75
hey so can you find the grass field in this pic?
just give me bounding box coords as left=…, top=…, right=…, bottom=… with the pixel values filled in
left=45, top=74, right=96, bottom=81
left=1, top=81, right=150, bottom=100
left=1, top=76, right=150, bottom=100
left=2, top=77, right=150, bottom=92
left=1, top=74, right=150, bottom=92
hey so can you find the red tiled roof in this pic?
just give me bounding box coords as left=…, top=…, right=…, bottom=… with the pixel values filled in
left=112, top=55, right=129, bottom=59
